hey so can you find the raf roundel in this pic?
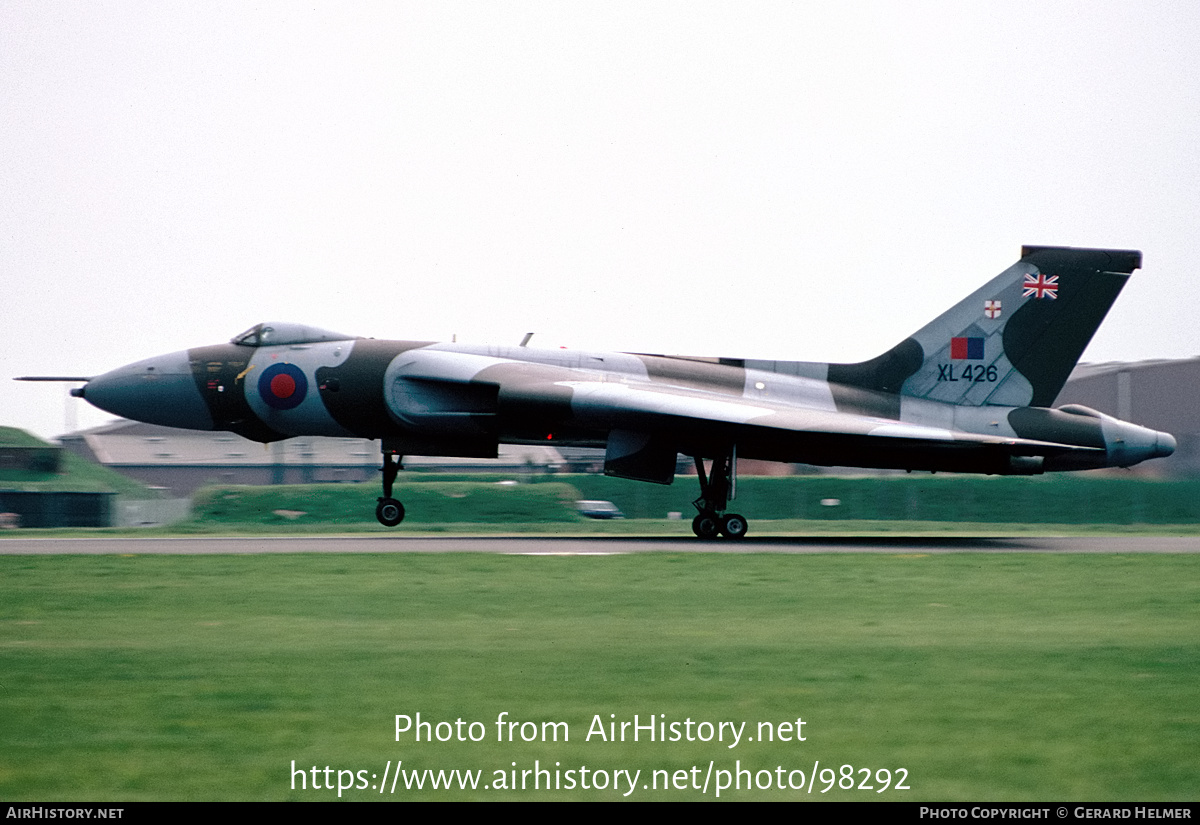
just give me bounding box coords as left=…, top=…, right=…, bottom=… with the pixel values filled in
left=258, top=363, right=308, bottom=410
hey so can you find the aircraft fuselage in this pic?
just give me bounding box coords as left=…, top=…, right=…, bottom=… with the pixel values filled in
left=78, top=335, right=1173, bottom=477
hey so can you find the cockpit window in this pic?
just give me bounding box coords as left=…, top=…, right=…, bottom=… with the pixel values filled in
left=231, top=322, right=355, bottom=347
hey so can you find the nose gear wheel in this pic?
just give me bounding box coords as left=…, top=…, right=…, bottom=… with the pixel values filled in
left=375, top=450, right=406, bottom=527
left=376, top=498, right=405, bottom=527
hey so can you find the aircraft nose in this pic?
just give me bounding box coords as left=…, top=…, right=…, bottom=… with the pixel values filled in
left=1154, top=431, right=1177, bottom=459
left=80, top=350, right=215, bottom=430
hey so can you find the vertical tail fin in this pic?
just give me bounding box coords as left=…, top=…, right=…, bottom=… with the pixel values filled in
left=830, top=246, right=1141, bottom=408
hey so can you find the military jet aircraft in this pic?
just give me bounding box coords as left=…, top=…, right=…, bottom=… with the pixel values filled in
left=19, top=245, right=1176, bottom=538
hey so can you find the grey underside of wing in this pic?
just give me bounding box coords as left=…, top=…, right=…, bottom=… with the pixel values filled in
left=563, top=381, right=1099, bottom=455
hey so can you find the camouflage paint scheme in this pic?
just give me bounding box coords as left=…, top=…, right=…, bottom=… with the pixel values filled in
left=55, top=246, right=1177, bottom=537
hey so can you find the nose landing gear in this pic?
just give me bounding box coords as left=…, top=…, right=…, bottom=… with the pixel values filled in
left=691, top=451, right=748, bottom=540
left=376, top=450, right=405, bottom=527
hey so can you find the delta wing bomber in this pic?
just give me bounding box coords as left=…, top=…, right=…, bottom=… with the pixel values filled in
left=19, top=246, right=1176, bottom=538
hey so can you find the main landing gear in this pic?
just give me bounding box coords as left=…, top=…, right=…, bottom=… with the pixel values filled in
left=376, top=450, right=405, bottom=527
left=691, top=452, right=748, bottom=540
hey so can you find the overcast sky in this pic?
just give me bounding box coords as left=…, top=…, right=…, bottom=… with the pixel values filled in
left=4, top=2, right=1199, bottom=440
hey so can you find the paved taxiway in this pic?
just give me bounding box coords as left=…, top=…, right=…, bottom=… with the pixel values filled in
left=0, top=535, right=1197, bottom=554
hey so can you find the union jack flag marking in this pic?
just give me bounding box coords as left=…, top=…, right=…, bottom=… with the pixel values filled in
left=984, top=299, right=1002, bottom=319
left=1023, top=273, right=1058, bottom=299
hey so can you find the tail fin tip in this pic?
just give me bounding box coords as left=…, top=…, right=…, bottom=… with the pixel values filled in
left=1019, top=245, right=1142, bottom=274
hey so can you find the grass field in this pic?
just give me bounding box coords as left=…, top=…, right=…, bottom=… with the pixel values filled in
left=1, top=551, right=1197, bottom=801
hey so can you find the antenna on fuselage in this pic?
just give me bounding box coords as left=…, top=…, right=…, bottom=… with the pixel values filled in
left=519, top=332, right=534, bottom=347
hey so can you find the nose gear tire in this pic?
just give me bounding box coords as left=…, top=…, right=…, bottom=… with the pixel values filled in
left=376, top=497, right=405, bottom=527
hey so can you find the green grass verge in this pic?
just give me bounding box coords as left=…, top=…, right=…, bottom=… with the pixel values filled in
left=191, top=481, right=581, bottom=524
left=1, top=553, right=1197, bottom=801
left=7, top=518, right=1200, bottom=539
left=183, top=475, right=1200, bottom=529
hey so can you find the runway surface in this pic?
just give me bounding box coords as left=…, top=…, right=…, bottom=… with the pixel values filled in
left=1, top=534, right=1198, bottom=554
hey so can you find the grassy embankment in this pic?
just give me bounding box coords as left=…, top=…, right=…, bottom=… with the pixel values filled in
left=170, top=474, right=1200, bottom=535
